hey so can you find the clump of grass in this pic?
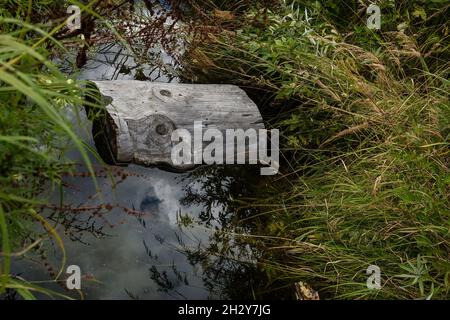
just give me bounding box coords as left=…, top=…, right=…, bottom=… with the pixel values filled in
left=182, top=0, right=449, bottom=299
left=0, top=1, right=103, bottom=299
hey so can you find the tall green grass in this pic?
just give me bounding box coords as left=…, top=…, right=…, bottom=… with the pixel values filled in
left=183, top=0, right=449, bottom=299
left=0, top=1, right=103, bottom=299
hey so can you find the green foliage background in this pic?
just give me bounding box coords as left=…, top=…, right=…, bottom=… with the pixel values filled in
left=183, top=0, right=449, bottom=299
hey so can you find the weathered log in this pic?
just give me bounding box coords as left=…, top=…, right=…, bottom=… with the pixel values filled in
left=88, top=80, right=266, bottom=171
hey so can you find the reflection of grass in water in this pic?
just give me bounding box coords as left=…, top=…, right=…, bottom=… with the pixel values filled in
left=173, top=166, right=294, bottom=299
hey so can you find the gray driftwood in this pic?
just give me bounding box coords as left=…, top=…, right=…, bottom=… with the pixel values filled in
left=89, top=80, right=265, bottom=171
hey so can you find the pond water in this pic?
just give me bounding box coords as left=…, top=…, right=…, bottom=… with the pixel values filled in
left=10, top=3, right=275, bottom=300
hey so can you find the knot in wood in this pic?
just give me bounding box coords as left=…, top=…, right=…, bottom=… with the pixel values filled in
left=145, top=114, right=176, bottom=150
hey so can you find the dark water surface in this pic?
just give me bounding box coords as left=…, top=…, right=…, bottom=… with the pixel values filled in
left=10, top=12, right=270, bottom=300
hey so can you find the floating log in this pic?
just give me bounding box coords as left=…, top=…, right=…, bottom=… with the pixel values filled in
left=87, top=80, right=267, bottom=171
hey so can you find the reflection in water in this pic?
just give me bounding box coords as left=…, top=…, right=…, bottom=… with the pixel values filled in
left=174, top=166, right=294, bottom=300
left=8, top=2, right=293, bottom=300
